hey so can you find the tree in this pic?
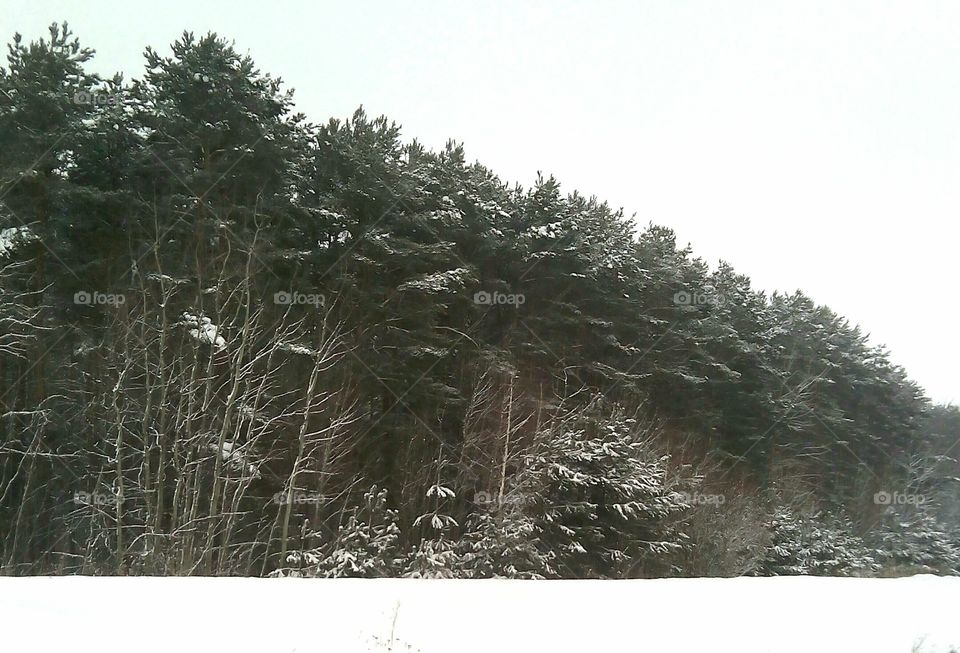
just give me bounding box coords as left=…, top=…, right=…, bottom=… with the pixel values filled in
left=276, top=487, right=404, bottom=578
left=755, top=506, right=877, bottom=576
left=512, top=401, right=691, bottom=578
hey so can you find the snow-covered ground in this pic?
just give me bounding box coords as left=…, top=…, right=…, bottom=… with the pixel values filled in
left=1, top=575, right=958, bottom=652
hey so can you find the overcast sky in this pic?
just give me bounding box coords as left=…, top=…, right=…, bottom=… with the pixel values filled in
left=7, top=0, right=958, bottom=404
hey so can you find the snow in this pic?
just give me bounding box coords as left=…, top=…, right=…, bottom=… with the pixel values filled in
left=398, top=268, right=470, bottom=294
left=531, top=222, right=561, bottom=238
left=280, top=341, right=317, bottom=356
left=178, top=312, right=227, bottom=351
left=0, top=226, right=36, bottom=258
left=146, top=272, right=190, bottom=286
left=208, top=439, right=261, bottom=479
left=0, top=575, right=957, bottom=652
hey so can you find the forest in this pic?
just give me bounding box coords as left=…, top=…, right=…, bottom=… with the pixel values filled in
left=1, top=23, right=958, bottom=578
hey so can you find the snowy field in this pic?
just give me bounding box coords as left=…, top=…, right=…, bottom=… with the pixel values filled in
left=1, top=575, right=958, bottom=652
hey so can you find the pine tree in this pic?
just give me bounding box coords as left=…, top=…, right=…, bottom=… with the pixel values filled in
left=0, top=23, right=950, bottom=578
left=277, top=487, right=404, bottom=578
left=756, top=507, right=877, bottom=576
left=454, top=505, right=552, bottom=579
left=871, top=507, right=960, bottom=576
left=515, top=401, right=691, bottom=578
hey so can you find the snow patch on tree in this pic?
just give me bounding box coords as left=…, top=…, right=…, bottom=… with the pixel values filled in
left=177, top=312, right=227, bottom=351
left=0, top=226, right=37, bottom=258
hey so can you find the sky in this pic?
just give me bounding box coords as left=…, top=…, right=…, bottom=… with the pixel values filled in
left=5, top=0, right=958, bottom=404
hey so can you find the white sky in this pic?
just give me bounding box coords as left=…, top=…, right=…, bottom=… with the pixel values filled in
left=7, top=0, right=958, bottom=404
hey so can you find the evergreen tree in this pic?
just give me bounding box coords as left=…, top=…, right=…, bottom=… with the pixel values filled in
left=756, top=507, right=877, bottom=576
left=278, top=487, right=404, bottom=578
left=514, top=402, right=691, bottom=578
left=0, top=23, right=951, bottom=578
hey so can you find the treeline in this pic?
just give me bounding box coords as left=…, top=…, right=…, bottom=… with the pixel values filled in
left=0, top=24, right=957, bottom=577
